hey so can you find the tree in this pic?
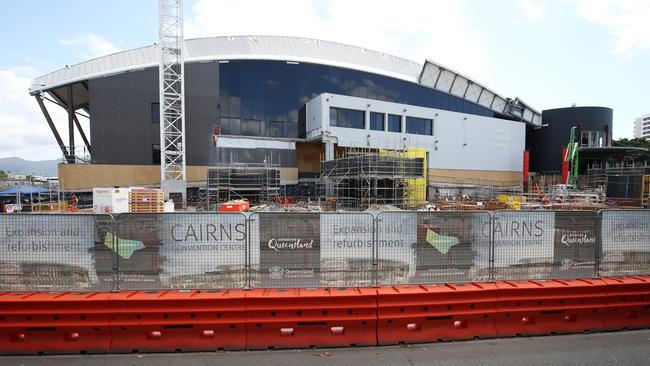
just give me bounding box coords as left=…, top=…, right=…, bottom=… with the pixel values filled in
left=612, top=138, right=650, bottom=165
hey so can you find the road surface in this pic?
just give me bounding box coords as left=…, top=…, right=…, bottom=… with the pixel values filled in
left=3, top=329, right=650, bottom=366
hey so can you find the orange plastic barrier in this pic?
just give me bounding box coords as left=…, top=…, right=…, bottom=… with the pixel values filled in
left=245, top=288, right=376, bottom=349
left=0, top=291, right=112, bottom=355
left=601, top=276, right=650, bottom=330
left=3, top=277, right=650, bottom=354
left=494, top=279, right=608, bottom=337
left=376, top=283, right=499, bottom=345
left=107, top=290, right=246, bottom=353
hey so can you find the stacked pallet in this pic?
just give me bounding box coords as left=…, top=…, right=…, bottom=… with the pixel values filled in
left=129, top=188, right=164, bottom=213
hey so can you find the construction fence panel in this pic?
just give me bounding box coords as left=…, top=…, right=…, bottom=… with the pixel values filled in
left=255, top=212, right=321, bottom=288
left=113, top=213, right=248, bottom=290
left=402, top=211, right=492, bottom=284
left=491, top=210, right=598, bottom=280
left=600, top=209, right=650, bottom=277
left=552, top=210, right=599, bottom=279
left=0, top=213, right=116, bottom=292
left=491, top=210, right=554, bottom=280
left=320, top=212, right=376, bottom=287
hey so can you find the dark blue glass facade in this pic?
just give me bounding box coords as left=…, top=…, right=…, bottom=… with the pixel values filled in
left=218, top=60, right=498, bottom=138
left=405, top=116, right=433, bottom=135
left=330, top=107, right=365, bottom=129
left=370, top=112, right=385, bottom=131
left=387, top=114, right=402, bottom=132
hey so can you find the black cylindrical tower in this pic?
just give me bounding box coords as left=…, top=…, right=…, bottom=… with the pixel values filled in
left=526, top=106, right=613, bottom=173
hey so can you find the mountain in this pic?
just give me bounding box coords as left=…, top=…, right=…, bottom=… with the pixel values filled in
left=0, top=157, right=60, bottom=177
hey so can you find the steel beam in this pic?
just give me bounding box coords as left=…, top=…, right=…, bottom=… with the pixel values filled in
left=35, top=95, right=72, bottom=163
left=67, top=85, right=75, bottom=162
left=72, top=113, right=91, bottom=154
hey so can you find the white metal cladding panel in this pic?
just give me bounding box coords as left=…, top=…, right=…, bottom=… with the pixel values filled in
left=450, top=75, right=469, bottom=97
left=492, top=96, right=507, bottom=113
left=418, top=62, right=441, bottom=88
left=435, top=69, right=456, bottom=93
left=311, top=93, right=524, bottom=172
left=31, top=36, right=422, bottom=93
left=478, top=89, right=495, bottom=108
left=523, top=108, right=534, bottom=122
left=31, top=46, right=158, bottom=91
left=465, top=83, right=482, bottom=103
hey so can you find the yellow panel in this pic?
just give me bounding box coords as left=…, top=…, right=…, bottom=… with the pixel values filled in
left=379, top=147, right=427, bottom=208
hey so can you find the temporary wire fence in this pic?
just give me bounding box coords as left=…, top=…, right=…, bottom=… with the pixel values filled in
left=0, top=210, right=649, bottom=291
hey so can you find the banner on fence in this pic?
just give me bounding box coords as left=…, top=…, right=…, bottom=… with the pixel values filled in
left=159, top=213, right=248, bottom=288
left=601, top=210, right=650, bottom=253
left=414, top=212, right=490, bottom=283
left=320, top=213, right=374, bottom=287
left=259, top=212, right=320, bottom=287
left=376, top=212, right=416, bottom=284
left=553, top=211, right=598, bottom=278
left=0, top=215, right=100, bottom=290
left=108, top=214, right=162, bottom=288
left=601, top=210, right=650, bottom=276
left=490, top=211, right=555, bottom=279
left=319, top=212, right=416, bottom=286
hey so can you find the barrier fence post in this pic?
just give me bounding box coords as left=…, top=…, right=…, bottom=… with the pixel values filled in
left=595, top=210, right=602, bottom=278
left=245, top=214, right=253, bottom=290
left=489, top=211, right=495, bottom=282
left=111, top=214, right=120, bottom=293
left=373, top=213, right=381, bottom=288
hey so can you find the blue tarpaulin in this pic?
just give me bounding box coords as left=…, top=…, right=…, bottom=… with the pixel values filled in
left=0, top=184, right=52, bottom=196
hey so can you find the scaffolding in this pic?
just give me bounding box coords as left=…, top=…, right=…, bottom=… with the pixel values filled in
left=206, top=163, right=280, bottom=210
left=317, top=147, right=426, bottom=210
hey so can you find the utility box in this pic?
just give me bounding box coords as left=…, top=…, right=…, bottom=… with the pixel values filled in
left=93, top=187, right=131, bottom=214
left=219, top=199, right=250, bottom=212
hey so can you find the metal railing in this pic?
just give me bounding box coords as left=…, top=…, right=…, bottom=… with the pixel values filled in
left=1, top=209, right=649, bottom=291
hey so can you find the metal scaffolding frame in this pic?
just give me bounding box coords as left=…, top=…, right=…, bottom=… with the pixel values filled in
left=206, top=163, right=281, bottom=210
left=159, top=0, right=187, bottom=205
left=318, top=147, right=426, bottom=210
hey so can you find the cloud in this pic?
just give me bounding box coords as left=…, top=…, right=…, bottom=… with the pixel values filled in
left=575, top=0, right=650, bottom=56
left=517, top=0, right=544, bottom=22
left=0, top=69, right=76, bottom=161
left=60, top=33, right=120, bottom=59
left=185, top=0, right=489, bottom=79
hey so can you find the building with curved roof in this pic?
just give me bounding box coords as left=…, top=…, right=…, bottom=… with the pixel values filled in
left=30, top=35, right=540, bottom=191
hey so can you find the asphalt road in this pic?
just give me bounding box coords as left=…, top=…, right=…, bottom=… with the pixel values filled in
left=4, top=329, right=650, bottom=366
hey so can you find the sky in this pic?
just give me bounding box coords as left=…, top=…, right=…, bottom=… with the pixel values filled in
left=1, top=0, right=649, bottom=160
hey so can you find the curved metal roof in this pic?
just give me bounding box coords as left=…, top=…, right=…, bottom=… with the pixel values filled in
left=29, top=35, right=541, bottom=125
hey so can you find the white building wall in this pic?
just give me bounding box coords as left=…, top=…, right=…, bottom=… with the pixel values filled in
left=634, top=113, right=650, bottom=139
left=307, top=93, right=525, bottom=172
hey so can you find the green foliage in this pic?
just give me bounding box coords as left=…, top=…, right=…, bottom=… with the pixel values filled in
left=0, top=170, right=7, bottom=181
left=612, top=138, right=650, bottom=164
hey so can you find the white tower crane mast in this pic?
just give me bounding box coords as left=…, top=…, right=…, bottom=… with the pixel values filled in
left=159, top=0, right=186, bottom=207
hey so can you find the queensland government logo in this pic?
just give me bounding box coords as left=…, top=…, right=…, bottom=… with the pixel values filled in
left=267, top=238, right=314, bottom=252
left=560, top=233, right=596, bottom=246
left=269, top=266, right=285, bottom=279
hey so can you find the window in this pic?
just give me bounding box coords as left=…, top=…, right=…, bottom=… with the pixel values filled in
left=151, top=102, right=160, bottom=124
left=152, top=144, right=160, bottom=164
left=387, top=114, right=401, bottom=132
left=580, top=130, right=603, bottom=147
left=267, top=121, right=284, bottom=137
left=329, top=107, right=365, bottom=129
left=406, top=116, right=433, bottom=135
left=242, top=120, right=260, bottom=136
left=370, top=112, right=384, bottom=131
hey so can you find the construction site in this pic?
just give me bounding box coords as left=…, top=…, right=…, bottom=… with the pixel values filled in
left=5, top=0, right=650, bottom=361
left=0, top=0, right=637, bottom=215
